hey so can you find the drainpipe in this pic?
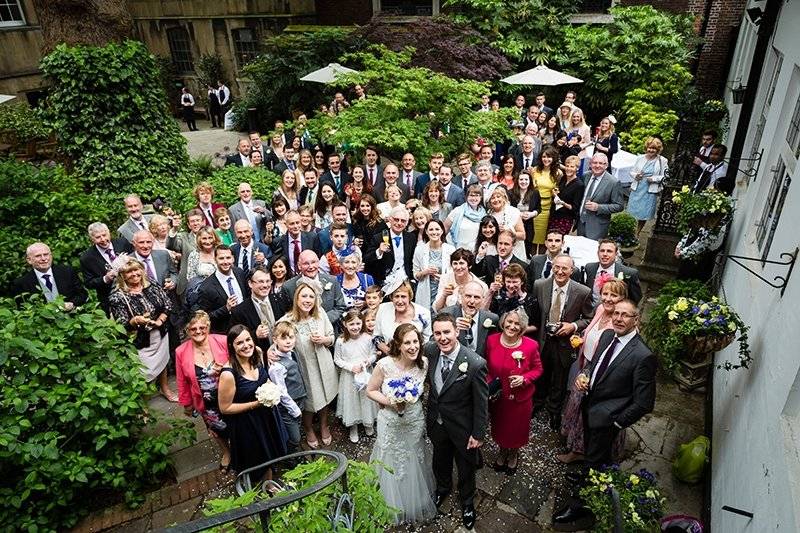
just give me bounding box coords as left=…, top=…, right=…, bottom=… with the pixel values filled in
left=724, top=0, right=781, bottom=194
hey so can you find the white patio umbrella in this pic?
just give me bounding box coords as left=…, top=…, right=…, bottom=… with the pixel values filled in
left=0, top=94, right=17, bottom=104
left=299, top=63, right=359, bottom=84
left=501, top=65, right=583, bottom=86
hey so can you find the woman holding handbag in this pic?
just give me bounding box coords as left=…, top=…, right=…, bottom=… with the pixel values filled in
left=485, top=308, right=542, bottom=475
left=627, top=137, right=669, bottom=234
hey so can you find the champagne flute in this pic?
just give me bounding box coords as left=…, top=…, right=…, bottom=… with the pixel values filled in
left=382, top=229, right=390, bottom=245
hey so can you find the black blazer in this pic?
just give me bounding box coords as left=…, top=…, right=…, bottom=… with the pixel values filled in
left=225, top=153, right=248, bottom=167
left=471, top=254, right=527, bottom=284
left=424, top=342, right=489, bottom=461
left=363, top=230, right=416, bottom=285
left=230, top=298, right=270, bottom=353
left=581, top=262, right=643, bottom=304
left=371, top=180, right=411, bottom=203
left=273, top=232, right=322, bottom=275
left=584, top=330, right=657, bottom=429
left=230, top=241, right=272, bottom=271
left=79, top=238, right=133, bottom=312
left=193, top=269, right=250, bottom=334
left=11, top=265, right=88, bottom=307
left=319, top=170, right=352, bottom=201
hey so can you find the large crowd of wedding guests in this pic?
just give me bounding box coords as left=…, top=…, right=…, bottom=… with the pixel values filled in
left=11, top=90, right=675, bottom=531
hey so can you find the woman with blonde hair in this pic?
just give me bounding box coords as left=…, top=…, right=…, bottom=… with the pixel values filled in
left=421, top=180, right=452, bottom=222
left=567, top=108, right=592, bottom=174
left=593, top=116, right=619, bottom=166
left=274, top=169, right=300, bottom=210
left=108, top=259, right=175, bottom=400
left=486, top=187, right=527, bottom=260
left=627, top=137, right=668, bottom=234
left=295, top=149, right=314, bottom=186
left=557, top=101, right=574, bottom=131
left=277, top=282, right=338, bottom=448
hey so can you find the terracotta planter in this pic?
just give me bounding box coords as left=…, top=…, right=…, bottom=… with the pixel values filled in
left=683, top=334, right=735, bottom=362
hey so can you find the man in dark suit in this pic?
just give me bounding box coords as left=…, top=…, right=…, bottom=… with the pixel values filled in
left=80, top=222, right=133, bottom=313
left=581, top=239, right=643, bottom=305
left=273, top=146, right=297, bottom=175
left=413, top=152, right=445, bottom=198
left=228, top=181, right=269, bottom=244
left=363, top=205, right=416, bottom=286
left=371, top=164, right=411, bottom=204
left=273, top=210, right=322, bottom=276
left=437, top=165, right=465, bottom=208
left=576, top=153, right=624, bottom=240
left=513, top=135, right=543, bottom=176
left=526, top=230, right=566, bottom=291
left=230, top=220, right=271, bottom=272
left=534, top=92, right=553, bottom=116
left=225, top=138, right=252, bottom=167
left=319, top=153, right=351, bottom=202
left=442, top=281, right=499, bottom=357
left=194, top=245, right=249, bottom=334
left=317, top=204, right=353, bottom=255
left=117, top=194, right=153, bottom=243
left=230, top=267, right=273, bottom=353
left=12, top=242, right=87, bottom=310
left=473, top=230, right=528, bottom=283
left=167, top=208, right=206, bottom=298
left=362, top=145, right=383, bottom=190
left=425, top=313, right=488, bottom=530
left=278, top=250, right=347, bottom=326
left=533, top=254, right=593, bottom=430
left=455, top=153, right=476, bottom=190
left=131, top=230, right=177, bottom=289
left=399, top=152, right=422, bottom=193
left=553, top=299, right=656, bottom=531
left=299, top=168, right=320, bottom=207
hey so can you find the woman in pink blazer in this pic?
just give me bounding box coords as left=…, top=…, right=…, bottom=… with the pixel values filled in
left=176, top=311, right=231, bottom=471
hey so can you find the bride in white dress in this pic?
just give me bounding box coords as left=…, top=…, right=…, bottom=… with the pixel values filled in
left=366, top=323, right=437, bottom=524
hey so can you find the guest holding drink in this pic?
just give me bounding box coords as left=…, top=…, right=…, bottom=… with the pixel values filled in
left=548, top=155, right=585, bottom=236
left=176, top=311, right=231, bottom=471
left=413, top=220, right=454, bottom=309
left=432, top=249, right=488, bottom=312
left=486, top=308, right=542, bottom=474
left=558, top=278, right=627, bottom=464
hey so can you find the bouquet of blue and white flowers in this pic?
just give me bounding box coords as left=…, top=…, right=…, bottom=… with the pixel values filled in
left=386, top=375, right=422, bottom=416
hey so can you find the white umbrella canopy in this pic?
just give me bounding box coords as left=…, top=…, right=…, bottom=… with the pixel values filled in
left=0, top=94, right=17, bottom=104
left=299, top=63, right=359, bottom=84
left=501, top=65, right=583, bottom=86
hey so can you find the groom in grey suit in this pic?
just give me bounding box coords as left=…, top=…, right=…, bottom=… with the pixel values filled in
left=425, top=313, right=488, bottom=530
left=576, top=153, right=624, bottom=240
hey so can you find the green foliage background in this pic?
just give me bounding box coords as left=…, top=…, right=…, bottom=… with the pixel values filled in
left=0, top=298, right=195, bottom=531
left=0, top=103, right=52, bottom=143
left=39, top=40, right=192, bottom=195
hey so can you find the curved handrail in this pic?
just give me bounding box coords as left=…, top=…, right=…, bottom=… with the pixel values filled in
left=160, top=450, right=349, bottom=533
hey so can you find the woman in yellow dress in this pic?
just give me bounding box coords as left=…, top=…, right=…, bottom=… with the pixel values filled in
left=531, top=146, right=563, bottom=254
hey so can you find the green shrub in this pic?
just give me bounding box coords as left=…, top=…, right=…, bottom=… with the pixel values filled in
left=39, top=40, right=193, bottom=193
left=0, top=298, right=195, bottom=530
left=0, top=160, right=117, bottom=291
left=171, top=165, right=282, bottom=214
left=0, top=103, right=52, bottom=143
left=608, top=212, right=639, bottom=248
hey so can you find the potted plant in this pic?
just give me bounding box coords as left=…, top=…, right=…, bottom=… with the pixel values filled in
left=608, top=212, right=640, bottom=257
left=580, top=465, right=665, bottom=532
left=673, top=186, right=734, bottom=262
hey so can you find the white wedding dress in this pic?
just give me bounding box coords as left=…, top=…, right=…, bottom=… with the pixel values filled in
left=369, top=357, right=436, bottom=524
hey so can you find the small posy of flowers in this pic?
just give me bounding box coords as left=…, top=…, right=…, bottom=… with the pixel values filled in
left=387, top=375, right=422, bottom=405
left=458, top=362, right=469, bottom=373
left=672, top=186, right=734, bottom=234
left=255, top=380, right=282, bottom=407
left=580, top=465, right=665, bottom=533
left=665, top=296, right=751, bottom=370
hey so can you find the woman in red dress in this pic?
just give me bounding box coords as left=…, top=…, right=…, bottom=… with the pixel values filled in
left=486, top=308, right=543, bottom=475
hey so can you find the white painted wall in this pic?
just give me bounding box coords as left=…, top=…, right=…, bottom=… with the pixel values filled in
left=713, top=1, right=800, bottom=531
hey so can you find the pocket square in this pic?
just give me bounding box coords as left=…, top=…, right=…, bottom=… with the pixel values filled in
left=454, top=375, right=467, bottom=382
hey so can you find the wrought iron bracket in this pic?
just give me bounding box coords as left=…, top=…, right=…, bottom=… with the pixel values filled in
left=720, top=247, right=797, bottom=297
left=729, top=149, right=763, bottom=180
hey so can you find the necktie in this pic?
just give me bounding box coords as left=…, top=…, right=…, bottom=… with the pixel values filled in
left=144, top=257, right=157, bottom=282
left=335, top=176, right=341, bottom=191
left=205, top=209, right=213, bottom=226
left=137, top=220, right=146, bottom=231
left=257, top=301, right=271, bottom=325
left=543, top=259, right=552, bottom=278
left=226, top=277, right=235, bottom=297
left=593, top=336, right=620, bottom=386
left=406, top=173, right=413, bottom=189
left=525, top=157, right=531, bottom=169
left=441, top=356, right=452, bottom=381
left=288, top=161, right=295, bottom=171
left=42, top=274, right=53, bottom=291
left=369, top=167, right=374, bottom=185
left=293, top=239, right=301, bottom=271
left=105, top=248, right=116, bottom=261
left=393, top=236, right=401, bottom=248
left=500, top=259, right=508, bottom=271
left=242, top=250, right=249, bottom=272
left=549, top=287, right=563, bottom=323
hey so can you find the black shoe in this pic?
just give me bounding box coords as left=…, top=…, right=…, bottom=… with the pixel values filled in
left=564, top=470, right=585, bottom=485
left=434, top=490, right=450, bottom=507
left=549, top=413, right=561, bottom=432
left=552, top=504, right=595, bottom=531
left=462, top=505, right=476, bottom=529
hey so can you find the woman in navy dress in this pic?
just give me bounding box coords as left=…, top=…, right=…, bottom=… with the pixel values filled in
left=218, top=324, right=288, bottom=481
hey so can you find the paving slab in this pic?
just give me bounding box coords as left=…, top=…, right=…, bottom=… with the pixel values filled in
left=150, top=495, right=204, bottom=530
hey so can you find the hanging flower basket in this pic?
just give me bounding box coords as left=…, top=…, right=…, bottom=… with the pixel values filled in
left=684, top=333, right=735, bottom=362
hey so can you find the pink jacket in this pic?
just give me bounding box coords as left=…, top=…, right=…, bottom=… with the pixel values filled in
left=176, top=334, right=229, bottom=412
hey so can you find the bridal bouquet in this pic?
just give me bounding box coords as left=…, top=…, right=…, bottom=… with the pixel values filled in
left=255, top=380, right=282, bottom=407
left=386, top=376, right=422, bottom=416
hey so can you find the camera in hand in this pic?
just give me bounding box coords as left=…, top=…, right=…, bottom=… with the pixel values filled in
left=545, top=322, right=561, bottom=336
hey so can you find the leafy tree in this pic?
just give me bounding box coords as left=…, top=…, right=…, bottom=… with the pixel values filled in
left=39, top=40, right=193, bottom=195
left=240, top=28, right=364, bottom=128
left=555, top=6, right=696, bottom=112
left=305, top=46, right=514, bottom=162
left=0, top=103, right=52, bottom=144
left=0, top=160, right=117, bottom=291
left=0, top=297, right=195, bottom=530
left=355, top=17, right=511, bottom=81
left=196, top=53, right=225, bottom=90
left=443, top=0, right=579, bottom=65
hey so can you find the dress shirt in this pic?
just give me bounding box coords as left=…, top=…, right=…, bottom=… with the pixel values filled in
left=581, top=174, right=603, bottom=214
left=252, top=296, right=272, bottom=324
left=200, top=204, right=215, bottom=226
left=96, top=245, right=116, bottom=265
left=135, top=253, right=159, bottom=283
left=288, top=234, right=303, bottom=273
left=390, top=231, right=405, bottom=273
left=590, top=329, right=637, bottom=387
left=215, top=270, right=243, bottom=304
left=434, top=347, right=460, bottom=398
left=130, top=217, right=148, bottom=231
left=239, top=244, right=252, bottom=271
left=462, top=309, right=479, bottom=350
left=403, top=171, right=415, bottom=190
left=366, top=166, right=378, bottom=186
left=34, top=268, right=58, bottom=301
left=521, top=153, right=535, bottom=170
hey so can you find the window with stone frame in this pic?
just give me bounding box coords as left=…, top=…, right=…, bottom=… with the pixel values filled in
left=232, top=28, right=260, bottom=70
left=167, top=27, right=194, bottom=74
left=0, top=0, right=25, bottom=27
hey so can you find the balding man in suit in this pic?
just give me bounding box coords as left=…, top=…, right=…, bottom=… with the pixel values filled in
left=576, top=153, right=624, bottom=240
left=12, top=242, right=87, bottom=310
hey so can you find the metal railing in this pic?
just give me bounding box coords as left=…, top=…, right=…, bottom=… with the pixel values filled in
left=160, top=450, right=349, bottom=533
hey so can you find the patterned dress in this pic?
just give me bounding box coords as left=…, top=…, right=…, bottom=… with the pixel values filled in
left=369, top=357, right=436, bottom=524
left=194, top=362, right=228, bottom=437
